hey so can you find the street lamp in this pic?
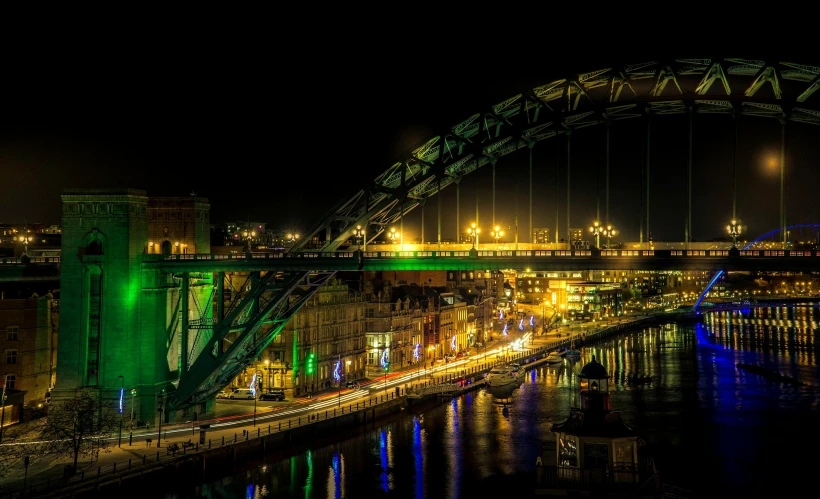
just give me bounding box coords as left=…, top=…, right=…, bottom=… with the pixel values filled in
left=727, top=220, right=742, bottom=248
left=286, top=232, right=300, bottom=244
left=491, top=226, right=504, bottom=245
left=602, top=225, right=617, bottom=249
left=388, top=227, right=400, bottom=247
left=0, top=373, right=7, bottom=444
left=589, top=221, right=603, bottom=249
left=117, top=375, right=124, bottom=447
left=242, top=230, right=256, bottom=251
left=251, top=371, right=260, bottom=426
left=17, top=234, right=33, bottom=255
left=129, top=388, right=136, bottom=445
left=467, top=223, right=481, bottom=249
left=353, top=225, right=365, bottom=250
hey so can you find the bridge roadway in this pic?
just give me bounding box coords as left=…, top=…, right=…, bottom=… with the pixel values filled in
left=150, top=248, right=820, bottom=273
left=3, top=248, right=820, bottom=275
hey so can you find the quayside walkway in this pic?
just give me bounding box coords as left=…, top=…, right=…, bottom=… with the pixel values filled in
left=0, top=298, right=809, bottom=498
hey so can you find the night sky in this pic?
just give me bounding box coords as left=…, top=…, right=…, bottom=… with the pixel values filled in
left=2, top=49, right=819, bottom=243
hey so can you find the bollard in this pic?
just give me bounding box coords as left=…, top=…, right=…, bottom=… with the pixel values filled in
left=268, top=424, right=271, bottom=434
left=288, top=420, right=291, bottom=428
left=298, top=417, right=301, bottom=425
left=196, top=442, right=199, bottom=451
left=325, top=410, right=328, bottom=419
left=257, top=428, right=260, bottom=438
left=234, top=433, right=237, bottom=443
left=279, top=422, right=281, bottom=431
left=128, top=458, right=131, bottom=469
left=209, top=439, right=211, bottom=449
left=222, top=436, right=225, bottom=446
left=113, top=463, right=117, bottom=472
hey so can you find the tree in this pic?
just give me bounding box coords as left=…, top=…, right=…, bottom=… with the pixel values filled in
left=36, top=392, right=119, bottom=472
left=0, top=423, right=41, bottom=480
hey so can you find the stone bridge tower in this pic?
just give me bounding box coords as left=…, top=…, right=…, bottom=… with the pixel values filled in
left=53, top=188, right=212, bottom=425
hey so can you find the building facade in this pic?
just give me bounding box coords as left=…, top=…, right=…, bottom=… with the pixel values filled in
left=1, top=294, right=55, bottom=409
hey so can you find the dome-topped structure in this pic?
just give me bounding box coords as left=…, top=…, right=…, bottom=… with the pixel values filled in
left=541, top=354, right=650, bottom=495
left=579, top=355, right=608, bottom=380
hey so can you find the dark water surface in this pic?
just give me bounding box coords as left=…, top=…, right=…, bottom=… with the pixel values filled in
left=172, top=305, right=820, bottom=498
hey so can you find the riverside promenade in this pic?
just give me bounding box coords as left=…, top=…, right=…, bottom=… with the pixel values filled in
left=1, top=298, right=807, bottom=498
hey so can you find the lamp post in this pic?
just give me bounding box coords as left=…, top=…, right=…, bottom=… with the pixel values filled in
left=353, top=225, right=365, bottom=250
left=589, top=221, right=603, bottom=249
left=129, top=388, right=136, bottom=445
left=17, top=234, right=33, bottom=256
left=242, top=230, right=256, bottom=252
left=336, top=354, right=343, bottom=407
left=727, top=220, right=742, bottom=248
left=467, top=223, right=481, bottom=249
left=117, top=375, right=124, bottom=447
left=0, top=373, right=7, bottom=444
left=602, top=225, right=617, bottom=249
left=286, top=232, right=300, bottom=246
left=491, top=226, right=504, bottom=245
left=251, top=372, right=259, bottom=427
left=388, top=227, right=400, bottom=248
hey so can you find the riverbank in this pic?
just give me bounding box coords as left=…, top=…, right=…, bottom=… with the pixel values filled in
left=3, top=297, right=816, bottom=498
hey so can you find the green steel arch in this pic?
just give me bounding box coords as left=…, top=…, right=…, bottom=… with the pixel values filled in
left=292, top=58, right=820, bottom=253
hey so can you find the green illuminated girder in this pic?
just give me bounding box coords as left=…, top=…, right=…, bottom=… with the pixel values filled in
left=291, top=58, right=820, bottom=254
left=168, top=270, right=336, bottom=410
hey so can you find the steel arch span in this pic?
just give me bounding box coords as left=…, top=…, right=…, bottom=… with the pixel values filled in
left=293, top=59, right=820, bottom=253
left=693, top=223, right=820, bottom=310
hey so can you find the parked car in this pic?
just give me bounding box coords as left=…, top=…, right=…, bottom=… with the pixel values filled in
left=346, top=380, right=359, bottom=389
left=229, top=388, right=255, bottom=399
left=216, top=389, right=230, bottom=399
left=258, top=390, right=285, bottom=401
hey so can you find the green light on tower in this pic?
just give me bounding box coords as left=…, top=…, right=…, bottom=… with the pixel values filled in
left=307, top=353, right=315, bottom=375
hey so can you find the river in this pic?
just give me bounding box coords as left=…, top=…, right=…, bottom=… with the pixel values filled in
left=169, top=304, right=820, bottom=498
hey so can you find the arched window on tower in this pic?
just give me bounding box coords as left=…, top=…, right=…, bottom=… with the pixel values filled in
left=87, top=240, right=103, bottom=255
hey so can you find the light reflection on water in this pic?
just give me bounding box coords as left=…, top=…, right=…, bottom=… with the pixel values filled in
left=178, top=305, right=820, bottom=498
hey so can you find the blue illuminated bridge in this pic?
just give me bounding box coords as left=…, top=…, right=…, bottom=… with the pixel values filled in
left=41, top=58, right=820, bottom=417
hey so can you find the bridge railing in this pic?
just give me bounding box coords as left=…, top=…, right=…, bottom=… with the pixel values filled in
left=154, top=248, right=820, bottom=261
left=0, top=256, right=61, bottom=265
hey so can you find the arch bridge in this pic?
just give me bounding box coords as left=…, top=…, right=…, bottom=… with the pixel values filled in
left=50, top=58, right=820, bottom=418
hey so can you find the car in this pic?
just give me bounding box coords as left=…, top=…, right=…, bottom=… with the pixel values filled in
left=258, top=390, right=285, bottom=401
left=444, top=354, right=456, bottom=361
left=346, top=380, right=359, bottom=389
left=229, top=388, right=255, bottom=399
left=456, top=351, right=466, bottom=359
left=216, top=389, right=230, bottom=399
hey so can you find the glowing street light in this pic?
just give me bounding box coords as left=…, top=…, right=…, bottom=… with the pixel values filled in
left=491, top=226, right=504, bottom=245
left=589, top=221, right=603, bottom=249
left=17, top=234, right=33, bottom=255
left=387, top=227, right=400, bottom=247
left=286, top=232, right=300, bottom=244
left=602, top=225, right=617, bottom=249
left=727, top=220, right=742, bottom=248
left=353, top=225, right=365, bottom=250
left=467, top=223, right=481, bottom=249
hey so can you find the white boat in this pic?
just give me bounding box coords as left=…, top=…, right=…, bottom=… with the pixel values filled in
left=485, top=365, right=524, bottom=387
left=545, top=351, right=563, bottom=364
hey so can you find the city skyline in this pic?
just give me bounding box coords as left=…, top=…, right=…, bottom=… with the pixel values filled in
left=3, top=54, right=820, bottom=244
